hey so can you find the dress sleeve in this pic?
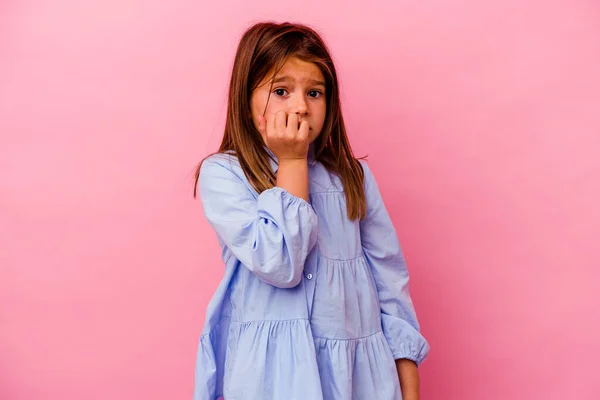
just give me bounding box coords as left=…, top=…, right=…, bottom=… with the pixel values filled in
left=359, top=161, right=430, bottom=365
left=198, top=155, right=318, bottom=288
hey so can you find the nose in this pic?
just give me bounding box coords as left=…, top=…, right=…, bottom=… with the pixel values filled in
left=290, top=95, right=308, bottom=116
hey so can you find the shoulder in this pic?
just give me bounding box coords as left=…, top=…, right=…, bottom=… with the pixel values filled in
left=199, top=151, right=244, bottom=178
left=197, top=151, right=252, bottom=197
left=358, top=159, right=376, bottom=187
left=201, top=150, right=241, bottom=170
left=358, top=159, right=370, bottom=173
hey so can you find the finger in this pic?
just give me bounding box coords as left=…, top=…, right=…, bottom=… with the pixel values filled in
left=266, top=114, right=275, bottom=138
left=286, top=113, right=298, bottom=135
left=298, top=120, right=310, bottom=139
left=257, top=115, right=266, bottom=137
left=275, top=110, right=287, bottom=137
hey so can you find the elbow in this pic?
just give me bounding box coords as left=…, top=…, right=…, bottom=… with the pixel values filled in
left=263, top=262, right=303, bottom=289
left=253, top=256, right=303, bottom=289
left=272, top=272, right=302, bottom=289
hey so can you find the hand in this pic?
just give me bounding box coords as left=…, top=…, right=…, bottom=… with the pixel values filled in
left=257, top=110, right=310, bottom=161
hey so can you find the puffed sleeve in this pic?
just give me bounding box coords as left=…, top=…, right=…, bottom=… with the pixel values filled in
left=198, top=154, right=318, bottom=288
left=359, top=160, right=430, bottom=365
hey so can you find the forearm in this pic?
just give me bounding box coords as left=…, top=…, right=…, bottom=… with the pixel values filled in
left=276, top=158, right=309, bottom=202
left=396, top=359, right=420, bottom=400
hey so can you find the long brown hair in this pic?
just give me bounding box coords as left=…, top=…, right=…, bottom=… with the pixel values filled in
left=194, top=21, right=366, bottom=220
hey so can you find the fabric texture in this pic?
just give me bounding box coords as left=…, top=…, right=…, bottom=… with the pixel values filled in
left=194, top=149, right=429, bottom=400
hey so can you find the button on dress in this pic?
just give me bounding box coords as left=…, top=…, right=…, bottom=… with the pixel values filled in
left=193, top=149, right=429, bottom=400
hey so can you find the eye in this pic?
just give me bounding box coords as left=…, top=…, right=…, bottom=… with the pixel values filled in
left=274, top=88, right=288, bottom=96
left=308, top=90, right=323, bottom=98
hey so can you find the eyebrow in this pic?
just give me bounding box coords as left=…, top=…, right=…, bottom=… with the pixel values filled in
left=272, top=75, right=326, bottom=87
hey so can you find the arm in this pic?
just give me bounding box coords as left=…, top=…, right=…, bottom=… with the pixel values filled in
left=396, top=359, right=420, bottom=400
left=359, top=161, right=430, bottom=394
left=277, top=158, right=309, bottom=202
left=198, top=155, right=318, bottom=288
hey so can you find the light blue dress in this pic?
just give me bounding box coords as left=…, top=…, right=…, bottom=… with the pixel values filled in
left=194, top=148, right=429, bottom=400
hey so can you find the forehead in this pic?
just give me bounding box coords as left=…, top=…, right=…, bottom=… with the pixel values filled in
left=278, top=57, right=322, bottom=77
left=264, top=57, right=325, bottom=85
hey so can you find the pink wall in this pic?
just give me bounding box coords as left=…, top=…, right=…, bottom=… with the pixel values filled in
left=1, top=1, right=599, bottom=399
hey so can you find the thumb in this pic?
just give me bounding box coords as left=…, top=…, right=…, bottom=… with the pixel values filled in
left=257, top=115, right=266, bottom=133
left=257, top=115, right=267, bottom=141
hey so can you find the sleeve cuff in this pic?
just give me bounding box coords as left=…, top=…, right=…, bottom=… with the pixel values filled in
left=381, top=314, right=430, bottom=366
left=259, top=186, right=312, bottom=208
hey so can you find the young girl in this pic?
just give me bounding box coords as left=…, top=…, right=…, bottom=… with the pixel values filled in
left=193, top=21, right=429, bottom=400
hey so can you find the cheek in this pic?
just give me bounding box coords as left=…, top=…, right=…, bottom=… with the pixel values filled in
left=252, top=91, right=275, bottom=115
left=264, top=104, right=279, bottom=116
left=315, top=107, right=327, bottom=126
left=258, top=100, right=285, bottom=118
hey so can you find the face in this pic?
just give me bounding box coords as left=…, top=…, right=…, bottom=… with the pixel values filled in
left=250, top=57, right=327, bottom=144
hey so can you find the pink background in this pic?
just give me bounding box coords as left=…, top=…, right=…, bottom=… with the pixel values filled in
left=1, top=1, right=599, bottom=399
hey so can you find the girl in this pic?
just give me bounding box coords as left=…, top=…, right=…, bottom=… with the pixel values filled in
left=193, top=21, right=429, bottom=400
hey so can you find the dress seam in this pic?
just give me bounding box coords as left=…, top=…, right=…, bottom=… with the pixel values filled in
left=231, top=318, right=309, bottom=325
left=319, top=254, right=366, bottom=262
left=199, top=316, right=231, bottom=338
left=309, top=190, right=344, bottom=194
left=312, top=330, right=383, bottom=342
